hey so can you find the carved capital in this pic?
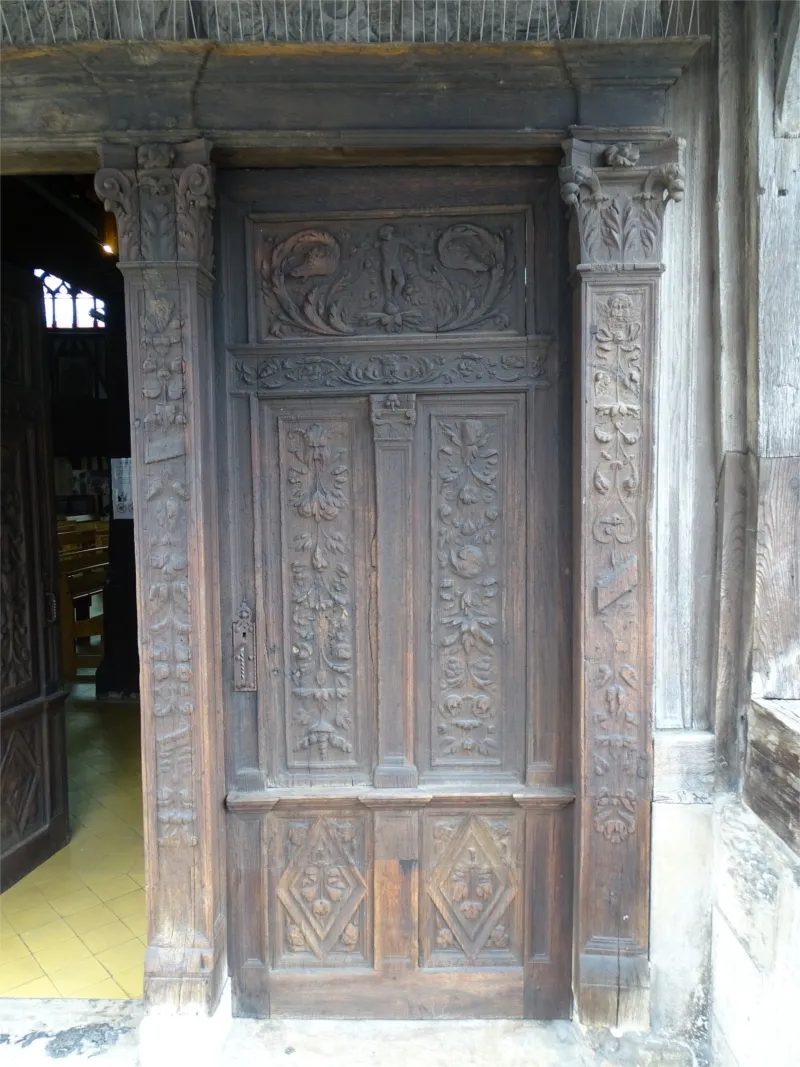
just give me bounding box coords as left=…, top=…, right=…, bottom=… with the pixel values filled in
left=95, top=139, right=215, bottom=269
left=370, top=392, right=417, bottom=441
left=559, top=137, right=684, bottom=267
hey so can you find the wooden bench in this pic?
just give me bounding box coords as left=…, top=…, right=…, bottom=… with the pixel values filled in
left=58, top=541, right=109, bottom=680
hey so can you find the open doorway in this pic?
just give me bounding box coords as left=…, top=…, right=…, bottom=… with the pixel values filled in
left=0, top=176, right=144, bottom=999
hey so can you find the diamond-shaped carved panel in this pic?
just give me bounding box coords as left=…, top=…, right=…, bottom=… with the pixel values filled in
left=274, top=814, right=369, bottom=966
left=424, top=812, right=521, bottom=966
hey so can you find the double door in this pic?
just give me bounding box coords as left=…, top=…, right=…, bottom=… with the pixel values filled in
left=219, top=168, right=573, bottom=1018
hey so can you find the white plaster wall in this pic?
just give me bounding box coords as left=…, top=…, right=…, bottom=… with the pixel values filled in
left=649, top=732, right=714, bottom=1041
left=710, top=798, right=800, bottom=1067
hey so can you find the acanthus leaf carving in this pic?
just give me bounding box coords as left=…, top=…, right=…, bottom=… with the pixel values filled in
left=94, top=167, right=139, bottom=261
left=95, top=142, right=215, bottom=269
left=559, top=145, right=685, bottom=266
left=257, top=217, right=519, bottom=339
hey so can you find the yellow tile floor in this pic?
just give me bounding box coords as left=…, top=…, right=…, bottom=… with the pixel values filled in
left=0, top=685, right=145, bottom=999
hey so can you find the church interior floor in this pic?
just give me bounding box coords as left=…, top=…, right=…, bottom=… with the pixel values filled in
left=0, top=684, right=144, bottom=999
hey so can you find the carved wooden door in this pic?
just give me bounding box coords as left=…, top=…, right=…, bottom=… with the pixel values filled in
left=220, top=169, right=574, bottom=1018
left=1, top=263, right=68, bottom=891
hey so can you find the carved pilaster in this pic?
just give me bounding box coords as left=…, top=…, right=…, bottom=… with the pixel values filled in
left=560, top=136, right=684, bottom=1028
left=95, top=141, right=224, bottom=1012
left=371, top=393, right=418, bottom=787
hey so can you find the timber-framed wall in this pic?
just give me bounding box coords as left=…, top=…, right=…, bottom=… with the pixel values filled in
left=1, top=29, right=709, bottom=1026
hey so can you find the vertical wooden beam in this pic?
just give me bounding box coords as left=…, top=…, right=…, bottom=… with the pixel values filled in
left=95, top=141, right=226, bottom=1013
left=370, top=392, right=418, bottom=788
left=560, top=136, right=684, bottom=1028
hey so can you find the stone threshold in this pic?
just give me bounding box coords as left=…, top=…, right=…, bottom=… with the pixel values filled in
left=0, top=994, right=706, bottom=1067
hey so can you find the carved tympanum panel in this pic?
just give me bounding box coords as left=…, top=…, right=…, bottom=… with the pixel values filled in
left=422, top=812, right=522, bottom=967
left=250, top=214, right=525, bottom=341
left=272, top=812, right=370, bottom=968
left=261, top=399, right=374, bottom=780
left=418, top=396, right=527, bottom=778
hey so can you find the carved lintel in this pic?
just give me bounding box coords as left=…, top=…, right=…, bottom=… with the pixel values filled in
left=559, top=136, right=684, bottom=267
left=233, top=601, right=256, bottom=692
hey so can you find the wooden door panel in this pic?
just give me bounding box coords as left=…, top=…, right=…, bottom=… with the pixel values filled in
left=416, top=394, right=527, bottom=781
left=220, top=169, right=573, bottom=1019
left=421, top=809, right=523, bottom=968
left=270, top=809, right=371, bottom=968
left=260, top=397, right=375, bottom=784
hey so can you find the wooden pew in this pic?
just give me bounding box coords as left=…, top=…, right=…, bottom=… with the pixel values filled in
left=58, top=537, right=109, bottom=681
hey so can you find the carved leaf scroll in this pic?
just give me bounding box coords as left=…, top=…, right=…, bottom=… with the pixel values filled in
left=234, top=347, right=544, bottom=395
left=432, top=417, right=504, bottom=764
left=283, top=420, right=357, bottom=765
left=588, top=292, right=648, bottom=843
left=257, top=217, right=520, bottom=339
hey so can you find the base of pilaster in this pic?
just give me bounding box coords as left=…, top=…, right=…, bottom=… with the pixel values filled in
left=143, top=942, right=227, bottom=1015
left=373, top=761, right=419, bottom=788
left=577, top=953, right=651, bottom=1030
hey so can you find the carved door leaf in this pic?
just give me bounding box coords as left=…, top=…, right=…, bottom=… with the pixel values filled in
left=253, top=214, right=523, bottom=340
left=225, top=172, right=572, bottom=1017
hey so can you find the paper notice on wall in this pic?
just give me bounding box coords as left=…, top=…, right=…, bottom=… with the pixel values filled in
left=111, top=457, right=134, bottom=519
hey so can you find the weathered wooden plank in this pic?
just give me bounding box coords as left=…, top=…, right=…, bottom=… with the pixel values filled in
left=656, top=33, right=717, bottom=731
left=752, top=457, right=800, bottom=700
left=0, top=39, right=707, bottom=174
left=744, top=699, right=800, bottom=855
left=750, top=1, right=800, bottom=457
left=711, top=451, right=754, bottom=789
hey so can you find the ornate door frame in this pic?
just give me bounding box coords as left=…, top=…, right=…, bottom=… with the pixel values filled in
left=95, top=131, right=683, bottom=1025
